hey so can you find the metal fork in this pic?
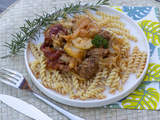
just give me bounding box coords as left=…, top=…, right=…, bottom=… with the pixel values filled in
left=0, top=67, right=85, bottom=120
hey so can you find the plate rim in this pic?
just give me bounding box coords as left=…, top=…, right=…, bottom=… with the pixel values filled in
left=24, top=5, right=150, bottom=108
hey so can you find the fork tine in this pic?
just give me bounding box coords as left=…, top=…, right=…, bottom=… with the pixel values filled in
left=0, top=78, right=16, bottom=88
left=1, top=67, right=22, bottom=77
left=0, top=71, right=20, bottom=80
left=0, top=74, right=17, bottom=83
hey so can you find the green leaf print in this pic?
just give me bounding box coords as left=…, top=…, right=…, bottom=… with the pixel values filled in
left=137, top=82, right=151, bottom=89
left=158, top=47, right=160, bottom=60
left=138, top=20, right=160, bottom=46
left=155, top=7, right=160, bottom=20
left=122, top=85, right=159, bottom=110
left=104, top=103, right=121, bottom=109
left=143, top=63, right=160, bottom=81
left=109, top=6, right=123, bottom=12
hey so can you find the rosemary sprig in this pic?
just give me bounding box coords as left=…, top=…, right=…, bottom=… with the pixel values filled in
left=2, top=0, right=109, bottom=58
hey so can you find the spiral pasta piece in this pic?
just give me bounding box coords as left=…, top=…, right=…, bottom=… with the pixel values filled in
left=29, top=42, right=41, bottom=59
left=106, top=28, right=138, bottom=42
left=54, top=82, right=72, bottom=93
left=91, top=93, right=106, bottom=99
left=131, top=46, right=139, bottom=61
left=102, top=68, right=108, bottom=78
left=87, top=71, right=102, bottom=91
left=105, top=23, right=130, bottom=33
left=42, top=81, right=52, bottom=88
left=43, top=81, right=67, bottom=95
left=74, top=14, right=87, bottom=19
left=120, top=36, right=130, bottom=58
left=72, top=75, right=79, bottom=90
left=116, top=81, right=123, bottom=92
left=54, top=70, right=63, bottom=82
left=85, top=79, right=93, bottom=88
left=66, top=16, right=73, bottom=22
left=30, top=59, right=40, bottom=79
left=136, top=51, right=147, bottom=78
left=54, top=87, right=66, bottom=95
left=109, top=73, right=120, bottom=94
left=74, top=89, right=85, bottom=99
left=132, top=51, right=143, bottom=73
left=45, top=70, right=53, bottom=83
left=39, top=54, right=47, bottom=82
left=98, top=80, right=106, bottom=87
left=101, top=16, right=125, bottom=26
left=106, top=68, right=118, bottom=87
left=85, top=10, right=101, bottom=22
left=79, top=81, right=87, bottom=90
left=121, top=57, right=133, bottom=84
left=69, top=90, right=76, bottom=99
left=50, top=71, right=58, bottom=83
left=97, top=19, right=110, bottom=27
left=81, top=87, right=106, bottom=100
left=96, top=11, right=120, bottom=20
left=35, top=42, right=43, bottom=55
left=62, top=72, right=72, bottom=84
left=117, top=58, right=127, bottom=72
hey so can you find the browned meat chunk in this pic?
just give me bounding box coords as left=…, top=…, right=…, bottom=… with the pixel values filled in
left=44, top=24, right=67, bottom=46
left=87, top=47, right=108, bottom=58
left=59, top=64, right=71, bottom=72
left=44, top=34, right=52, bottom=46
left=98, top=30, right=113, bottom=41
left=76, top=58, right=98, bottom=79
left=40, top=42, right=71, bottom=71
left=49, top=24, right=67, bottom=35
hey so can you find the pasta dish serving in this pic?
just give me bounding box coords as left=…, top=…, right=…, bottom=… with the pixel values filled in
left=29, top=10, right=147, bottom=100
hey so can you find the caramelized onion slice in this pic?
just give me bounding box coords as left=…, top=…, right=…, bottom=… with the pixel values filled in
left=72, top=37, right=94, bottom=49
left=64, top=42, right=85, bottom=58
left=72, top=17, right=92, bottom=31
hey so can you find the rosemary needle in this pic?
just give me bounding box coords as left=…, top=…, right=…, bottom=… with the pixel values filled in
left=2, top=0, right=109, bottom=58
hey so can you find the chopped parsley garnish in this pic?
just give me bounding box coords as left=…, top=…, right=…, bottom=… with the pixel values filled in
left=91, top=35, right=109, bottom=49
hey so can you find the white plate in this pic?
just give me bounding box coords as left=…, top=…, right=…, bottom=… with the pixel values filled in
left=24, top=5, right=150, bottom=108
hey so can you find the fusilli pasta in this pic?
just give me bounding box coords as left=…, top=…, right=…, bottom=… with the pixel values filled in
left=136, top=51, right=147, bottom=78
left=96, top=11, right=120, bottom=20
left=29, top=10, right=147, bottom=101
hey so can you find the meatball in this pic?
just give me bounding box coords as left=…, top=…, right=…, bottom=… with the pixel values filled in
left=87, top=47, right=108, bottom=58
left=76, top=57, right=98, bottom=79
left=98, top=30, right=113, bottom=41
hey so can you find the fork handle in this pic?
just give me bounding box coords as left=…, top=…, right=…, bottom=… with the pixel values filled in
left=32, top=92, right=85, bottom=120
